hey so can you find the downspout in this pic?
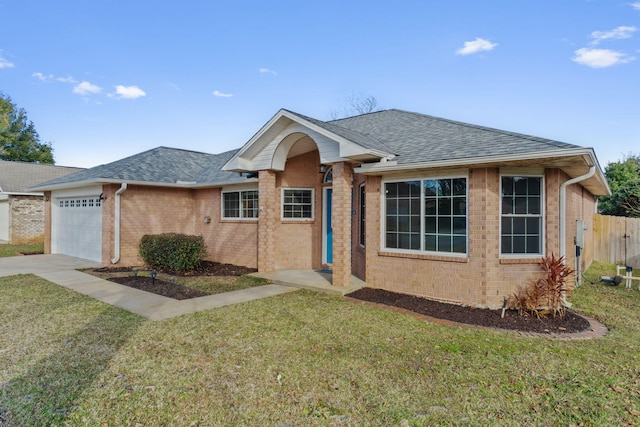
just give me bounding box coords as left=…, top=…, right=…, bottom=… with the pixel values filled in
left=559, top=166, right=595, bottom=261
left=111, top=183, right=128, bottom=264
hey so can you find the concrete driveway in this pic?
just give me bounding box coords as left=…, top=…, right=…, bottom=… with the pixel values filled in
left=0, top=254, right=296, bottom=320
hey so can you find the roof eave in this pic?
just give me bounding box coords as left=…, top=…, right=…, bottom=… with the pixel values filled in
left=354, top=147, right=611, bottom=196
left=30, top=177, right=255, bottom=192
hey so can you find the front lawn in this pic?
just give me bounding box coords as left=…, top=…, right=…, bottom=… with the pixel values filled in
left=0, top=242, right=43, bottom=258
left=1, top=262, right=640, bottom=425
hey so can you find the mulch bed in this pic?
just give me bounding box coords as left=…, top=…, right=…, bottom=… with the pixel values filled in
left=94, top=261, right=257, bottom=277
left=93, top=261, right=258, bottom=300
left=346, top=288, right=591, bottom=334
left=108, top=276, right=208, bottom=300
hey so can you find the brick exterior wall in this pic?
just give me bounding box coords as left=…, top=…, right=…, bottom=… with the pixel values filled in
left=332, top=162, right=353, bottom=286
left=194, top=188, right=258, bottom=269
left=361, top=167, right=591, bottom=308
left=8, top=195, right=45, bottom=244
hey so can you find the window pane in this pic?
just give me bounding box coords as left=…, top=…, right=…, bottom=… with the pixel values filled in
left=528, top=196, right=541, bottom=215
left=453, top=236, right=466, bottom=253
left=502, top=196, right=513, bottom=214
left=424, top=216, right=436, bottom=233
left=424, top=180, right=440, bottom=196
left=453, top=217, right=466, bottom=234
left=438, top=217, right=451, bottom=233
left=438, top=198, right=451, bottom=215
left=514, top=197, right=527, bottom=214
left=514, top=177, right=527, bottom=195
left=529, top=178, right=541, bottom=195
left=502, top=236, right=512, bottom=253
left=224, top=192, right=240, bottom=218
left=386, top=233, right=398, bottom=249
left=424, top=234, right=436, bottom=251
left=453, top=197, right=466, bottom=215
left=398, top=199, right=410, bottom=215
left=527, top=236, right=540, bottom=253
left=453, top=179, right=466, bottom=196
left=439, top=179, right=452, bottom=196
left=513, top=217, right=526, bottom=234
left=425, top=198, right=436, bottom=215
left=502, top=217, right=512, bottom=234
left=502, top=177, right=513, bottom=195
left=513, top=236, right=526, bottom=253
left=526, top=217, right=540, bottom=234
left=438, top=235, right=451, bottom=252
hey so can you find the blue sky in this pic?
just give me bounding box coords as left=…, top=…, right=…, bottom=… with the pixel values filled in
left=1, top=0, right=639, bottom=169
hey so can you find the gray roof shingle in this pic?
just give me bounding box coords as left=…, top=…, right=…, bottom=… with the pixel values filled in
left=33, top=147, right=245, bottom=189
left=329, top=109, right=580, bottom=164
left=0, top=160, right=84, bottom=193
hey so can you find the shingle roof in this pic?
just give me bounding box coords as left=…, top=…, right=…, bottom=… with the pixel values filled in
left=0, top=160, right=84, bottom=193
left=32, top=147, right=245, bottom=189
left=329, top=109, right=580, bottom=164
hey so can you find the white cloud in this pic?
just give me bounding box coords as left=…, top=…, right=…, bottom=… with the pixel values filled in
left=632, top=2, right=640, bottom=11
left=0, top=52, right=14, bottom=69
left=590, top=26, right=637, bottom=45
left=212, top=90, right=233, bottom=97
left=56, top=76, right=77, bottom=83
left=111, top=85, right=146, bottom=99
left=33, top=72, right=54, bottom=81
left=572, top=48, right=635, bottom=68
left=456, top=37, right=497, bottom=55
left=73, top=81, right=102, bottom=95
left=259, top=67, right=277, bottom=75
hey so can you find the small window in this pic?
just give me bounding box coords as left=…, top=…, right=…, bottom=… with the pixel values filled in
left=501, top=176, right=543, bottom=255
left=282, top=188, right=314, bottom=219
left=222, top=190, right=258, bottom=219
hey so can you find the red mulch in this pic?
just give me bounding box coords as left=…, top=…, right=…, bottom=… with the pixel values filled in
left=346, top=288, right=591, bottom=334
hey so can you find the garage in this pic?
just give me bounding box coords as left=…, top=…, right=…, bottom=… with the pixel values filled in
left=51, top=187, right=103, bottom=263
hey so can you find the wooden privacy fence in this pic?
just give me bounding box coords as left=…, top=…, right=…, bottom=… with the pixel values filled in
left=593, top=213, right=640, bottom=268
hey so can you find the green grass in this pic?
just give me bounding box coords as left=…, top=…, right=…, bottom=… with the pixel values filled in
left=2, top=262, right=640, bottom=425
left=0, top=242, right=43, bottom=257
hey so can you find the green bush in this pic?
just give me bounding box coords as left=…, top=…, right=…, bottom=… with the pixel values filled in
left=139, top=233, right=207, bottom=272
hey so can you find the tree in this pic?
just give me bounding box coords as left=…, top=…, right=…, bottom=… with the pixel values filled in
left=0, top=93, right=54, bottom=164
left=329, top=92, right=381, bottom=120
left=598, top=153, right=640, bottom=217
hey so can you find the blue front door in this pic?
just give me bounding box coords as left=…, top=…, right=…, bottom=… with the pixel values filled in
left=325, top=188, right=333, bottom=264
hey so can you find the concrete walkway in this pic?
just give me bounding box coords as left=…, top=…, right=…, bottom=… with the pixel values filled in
left=0, top=254, right=297, bottom=321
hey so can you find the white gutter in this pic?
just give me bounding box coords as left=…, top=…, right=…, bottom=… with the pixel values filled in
left=559, top=166, right=595, bottom=261
left=111, top=183, right=128, bottom=264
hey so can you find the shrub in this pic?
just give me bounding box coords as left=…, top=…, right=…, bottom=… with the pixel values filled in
left=508, top=254, right=575, bottom=318
left=139, top=233, right=207, bottom=273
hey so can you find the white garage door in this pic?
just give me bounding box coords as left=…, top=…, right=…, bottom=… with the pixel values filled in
left=52, top=192, right=103, bottom=263
left=0, top=199, right=9, bottom=242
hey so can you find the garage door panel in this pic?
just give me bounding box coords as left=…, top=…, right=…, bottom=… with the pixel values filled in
left=52, top=195, right=102, bottom=263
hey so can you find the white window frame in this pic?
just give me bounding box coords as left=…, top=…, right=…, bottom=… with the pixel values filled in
left=282, top=188, right=314, bottom=220
left=499, top=174, right=545, bottom=257
left=221, top=188, right=259, bottom=220
left=381, top=174, right=468, bottom=257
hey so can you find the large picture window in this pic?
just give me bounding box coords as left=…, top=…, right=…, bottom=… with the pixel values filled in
left=222, top=190, right=258, bottom=219
left=282, top=188, right=314, bottom=219
left=384, top=177, right=467, bottom=254
left=501, top=176, right=543, bottom=255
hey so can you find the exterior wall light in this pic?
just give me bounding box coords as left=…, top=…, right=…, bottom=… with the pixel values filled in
left=204, top=216, right=211, bottom=224
left=319, top=164, right=326, bottom=174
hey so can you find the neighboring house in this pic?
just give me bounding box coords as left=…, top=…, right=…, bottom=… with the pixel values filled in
left=32, top=109, right=610, bottom=308
left=0, top=160, right=83, bottom=244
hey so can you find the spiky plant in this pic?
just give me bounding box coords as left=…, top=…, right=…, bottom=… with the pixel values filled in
left=509, top=254, right=575, bottom=318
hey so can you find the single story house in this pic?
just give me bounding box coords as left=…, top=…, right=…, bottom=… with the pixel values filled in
left=32, top=109, right=610, bottom=308
left=0, top=160, right=83, bottom=244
